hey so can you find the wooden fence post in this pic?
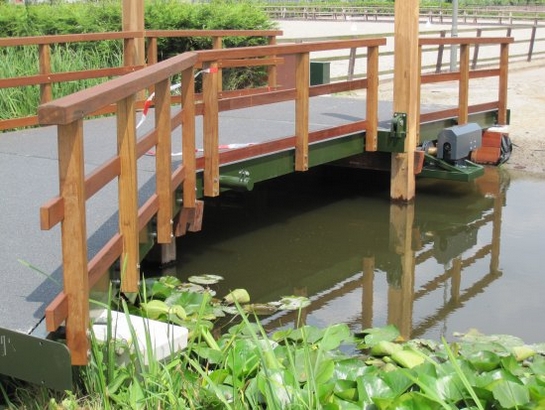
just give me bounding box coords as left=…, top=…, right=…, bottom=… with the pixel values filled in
left=155, top=78, right=173, bottom=244
left=117, top=95, right=140, bottom=293
left=365, top=45, right=379, bottom=152
left=528, top=24, right=537, bottom=62
left=182, top=66, right=196, bottom=207
left=203, top=62, right=220, bottom=197
left=57, top=119, right=89, bottom=365
left=435, top=30, right=446, bottom=73
left=295, top=52, right=310, bottom=172
left=458, top=44, right=470, bottom=125
left=39, top=44, right=52, bottom=104
left=499, top=43, right=509, bottom=125
left=471, top=28, right=482, bottom=70
left=267, top=35, right=278, bottom=90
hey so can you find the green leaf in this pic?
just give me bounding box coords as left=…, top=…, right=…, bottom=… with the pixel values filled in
left=224, top=288, right=250, bottom=304
left=370, top=340, right=403, bottom=357
left=140, top=299, right=169, bottom=320
left=391, top=348, right=425, bottom=369
left=358, top=325, right=400, bottom=349
left=320, top=324, right=351, bottom=351
left=187, top=274, right=224, bottom=285
left=334, top=379, right=358, bottom=402
left=466, top=350, right=501, bottom=372
left=492, top=380, right=530, bottom=409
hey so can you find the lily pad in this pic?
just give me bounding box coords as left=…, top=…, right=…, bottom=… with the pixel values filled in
left=187, top=274, right=224, bottom=285
left=224, top=288, right=250, bottom=304
left=271, top=296, right=311, bottom=311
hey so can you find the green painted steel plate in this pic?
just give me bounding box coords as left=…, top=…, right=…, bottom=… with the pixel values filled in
left=0, top=327, right=72, bottom=391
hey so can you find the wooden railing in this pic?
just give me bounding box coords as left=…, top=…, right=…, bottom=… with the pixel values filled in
left=37, top=37, right=385, bottom=365
left=419, top=36, right=513, bottom=126
left=0, top=29, right=281, bottom=131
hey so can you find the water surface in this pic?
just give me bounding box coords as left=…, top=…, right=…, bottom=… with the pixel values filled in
left=157, top=166, right=545, bottom=343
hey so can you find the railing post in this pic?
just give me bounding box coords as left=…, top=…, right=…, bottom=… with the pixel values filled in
left=146, top=36, right=158, bottom=97
left=267, top=35, right=278, bottom=90
left=365, top=45, right=379, bottom=152
left=57, top=119, right=89, bottom=366
left=472, top=28, right=482, bottom=70
left=458, top=44, right=470, bottom=125
left=498, top=43, right=509, bottom=125
left=182, top=65, right=196, bottom=207
left=117, top=95, right=140, bottom=292
left=39, top=44, right=53, bottom=104
left=155, top=78, right=173, bottom=244
left=347, top=46, right=357, bottom=81
left=295, top=52, right=310, bottom=172
left=435, top=30, right=446, bottom=73
left=203, top=62, right=220, bottom=197
left=212, top=36, right=223, bottom=93
left=528, top=23, right=537, bottom=62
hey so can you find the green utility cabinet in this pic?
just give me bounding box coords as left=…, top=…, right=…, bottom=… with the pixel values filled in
left=310, top=61, right=330, bottom=85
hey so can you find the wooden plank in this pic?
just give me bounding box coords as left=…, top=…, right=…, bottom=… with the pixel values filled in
left=57, top=119, right=89, bottom=365
left=40, top=197, right=64, bottom=230
left=0, top=66, right=140, bottom=89
left=138, top=194, right=159, bottom=232
left=85, top=157, right=121, bottom=200
left=295, top=52, right=310, bottom=172
left=88, top=233, right=123, bottom=289
left=45, top=293, right=68, bottom=333
left=117, top=95, right=140, bottom=293
left=390, top=0, right=419, bottom=201
left=365, top=45, right=379, bottom=151
left=0, top=31, right=142, bottom=47
left=419, top=37, right=514, bottom=46
left=218, top=57, right=283, bottom=69
left=154, top=79, right=173, bottom=244
left=203, top=62, right=220, bottom=197
left=458, top=44, right=470, bottom=125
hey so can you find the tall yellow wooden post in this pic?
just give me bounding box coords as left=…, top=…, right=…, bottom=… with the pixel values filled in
left=391, top=0, right=420, bottom=201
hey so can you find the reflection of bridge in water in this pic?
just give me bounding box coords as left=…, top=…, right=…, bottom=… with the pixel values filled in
left=261, top=167, right=506, bottom=341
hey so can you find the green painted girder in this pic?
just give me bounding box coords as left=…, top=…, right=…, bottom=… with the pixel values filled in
left=418, top=153, right=485, bottom=182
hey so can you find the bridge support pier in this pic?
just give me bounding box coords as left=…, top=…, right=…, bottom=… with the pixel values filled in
left=391, top=0, right=419, bottom=202
left=147, top=240, right=177, bottom=266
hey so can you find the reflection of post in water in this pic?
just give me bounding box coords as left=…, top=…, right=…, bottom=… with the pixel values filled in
left=387, top=203, right=416, bottom=340
left=361, top=257, right=375, bottom=330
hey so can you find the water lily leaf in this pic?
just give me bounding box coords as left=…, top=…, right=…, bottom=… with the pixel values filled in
left=187, top=274, right=224, bottom=285
left=224, top=288, right=250, bottom=304
left=391, top=348, right=425, bottom=369
left=272, top=295, right=311, bottom=311
left=221, top=305, right=239, bottom=315
left=358, top=325, right=400, bottom=349
left=492, top=380, right=530, bottom=409
left=148, top=276, right=181, bottom=299
left=370, top=340, right=402, bottom=357
left=176, top=282, right=206, bottom=293
left=334, top=358, right=375, bottom=381
left=381, top=368, right=414, bottom=396
left=334, top=379, right=358, bottom=402
left=320, top=324, right=351, bottom=351
left=315, top=358, right=335, bottom=385
left=243, top=303, right=278, bottom=315
left=511, top=345, right=536, bottom=362
left=467, top=350, right=501, bottom=372
left=357, top=373, right=394, bottom=404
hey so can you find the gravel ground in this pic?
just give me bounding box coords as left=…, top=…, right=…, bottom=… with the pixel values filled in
left=277, top=20, right=545, bottom=175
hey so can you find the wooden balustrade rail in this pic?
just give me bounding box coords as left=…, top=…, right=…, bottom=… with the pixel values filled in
left=37, top=37, right=385, bottom=365
left=0, top=29, right=281, bottom=131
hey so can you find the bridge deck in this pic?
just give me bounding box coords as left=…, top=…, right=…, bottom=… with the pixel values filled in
left=0, top=95, right=405, bottom=335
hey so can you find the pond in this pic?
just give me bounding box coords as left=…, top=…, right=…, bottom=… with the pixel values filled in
left=149, top=165, right=545, bottom=343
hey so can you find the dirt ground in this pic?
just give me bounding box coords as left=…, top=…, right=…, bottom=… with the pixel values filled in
left=376, top=60, right=545, bottom=175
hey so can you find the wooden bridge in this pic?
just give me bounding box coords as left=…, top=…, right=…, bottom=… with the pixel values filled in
left=0, top=19, right=513, bottom=388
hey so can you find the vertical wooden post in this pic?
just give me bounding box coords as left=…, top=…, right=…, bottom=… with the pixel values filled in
left=58, top=120, right=89, bottom=365
left=122, top=0, right=145, bottom=68
left=527, top=24, right=537, bottom=62
left=203, top=63, right=220, bottom=197
left=472, top=28, right=482, bottom=69
left=390, top=0, right=419, bottom=202
left=155, top=79, right=173, bottom=244
left=435, top=30, right=446, bottom=73
left=387, top=203, right=415, bottom=340
left=212, top=36, right=223, bottom=93
left=267, top=35, right=277, bottom=90
left=182, top=66, right=196, bottom=207
left=117, top=95, right=140, bottom=293
left=498, top=43, right=509, bottom=125
left=39, top=44, right=52, bottom=104
left=365, top=45, right=379, bottom=152
left=295, top=52, right=310, bottom=172
left=458, top=44, right=470, bottom=125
